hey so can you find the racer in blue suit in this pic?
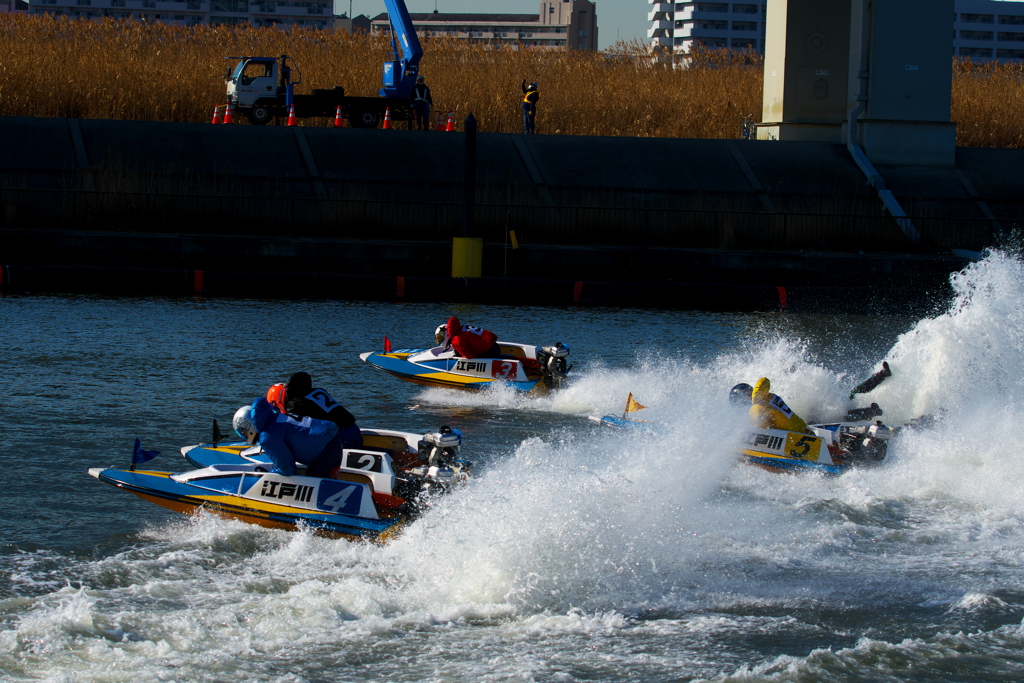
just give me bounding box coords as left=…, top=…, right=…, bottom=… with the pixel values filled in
left=233, top=397, right=344, bottom=477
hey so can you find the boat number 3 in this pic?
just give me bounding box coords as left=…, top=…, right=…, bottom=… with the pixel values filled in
left=491, top=360, right=517, bottom=380
left=787, top=435, right=818, bottom=459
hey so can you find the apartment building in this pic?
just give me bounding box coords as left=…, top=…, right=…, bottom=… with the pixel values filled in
left=650, top=0, right=1024, bottom=62
left=371, top=0, right=599, bottom=51
left=955, top=0, right=1024, bottom=60
left=27, top=0, right=334, bottom=28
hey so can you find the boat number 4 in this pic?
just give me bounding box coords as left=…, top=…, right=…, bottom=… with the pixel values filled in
left=321, top=485, right=356, bottom=512
left=491, top=360, right=517, bottom=380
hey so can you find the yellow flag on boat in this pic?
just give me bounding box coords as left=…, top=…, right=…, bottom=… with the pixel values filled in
left=624, top=393, right=647, bottom=414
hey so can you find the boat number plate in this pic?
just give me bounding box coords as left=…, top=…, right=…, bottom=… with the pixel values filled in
left=491, top=360, right=518, bottom=380
left=784, top=433, right=822, bottom=460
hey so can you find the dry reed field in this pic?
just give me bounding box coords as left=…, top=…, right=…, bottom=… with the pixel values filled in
left=0, top=14, right=1021, bottom=146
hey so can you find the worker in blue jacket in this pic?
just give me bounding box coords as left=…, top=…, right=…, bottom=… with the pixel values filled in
left=233, top=397, right=344, bottom=477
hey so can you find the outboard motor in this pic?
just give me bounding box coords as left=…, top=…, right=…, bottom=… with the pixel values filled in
left=841, top=421, right=894, bottom=462
left=418, top=425, right=463, bottom=467
left=536, top=343, right=571, bottom=387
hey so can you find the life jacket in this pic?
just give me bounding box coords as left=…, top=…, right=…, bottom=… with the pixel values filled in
left=523, top=90, right=538, bottom=105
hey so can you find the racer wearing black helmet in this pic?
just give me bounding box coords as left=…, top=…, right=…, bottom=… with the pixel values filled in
left=729, top=383, right=753, bottom=408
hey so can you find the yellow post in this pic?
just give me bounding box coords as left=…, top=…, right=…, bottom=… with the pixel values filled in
left=451, top=237, right=483, bottom=277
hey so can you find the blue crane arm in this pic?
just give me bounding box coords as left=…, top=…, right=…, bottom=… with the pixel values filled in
left=379, top=0, right=423, bottom=98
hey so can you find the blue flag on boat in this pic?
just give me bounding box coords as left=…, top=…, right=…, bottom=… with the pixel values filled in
left=131, top=437, right=160, bottom=469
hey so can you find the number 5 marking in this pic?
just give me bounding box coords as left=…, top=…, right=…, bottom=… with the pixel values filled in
left=788, top=436, right=816, bottom=458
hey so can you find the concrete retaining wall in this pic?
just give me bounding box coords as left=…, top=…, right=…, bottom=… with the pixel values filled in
left=0, top=115, right=1010, bottom=304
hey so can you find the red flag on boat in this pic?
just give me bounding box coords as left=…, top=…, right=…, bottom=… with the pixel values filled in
left=384, top=336, right=392, bottom=353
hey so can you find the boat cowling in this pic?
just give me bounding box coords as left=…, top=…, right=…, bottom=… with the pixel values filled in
left=537, top=343, right=571, bottom=386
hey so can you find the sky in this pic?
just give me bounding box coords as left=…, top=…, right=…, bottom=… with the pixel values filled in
left=342, top=1, right=650, bottom=50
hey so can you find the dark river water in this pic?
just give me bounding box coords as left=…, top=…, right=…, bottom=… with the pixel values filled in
left=3, top=250, right=1024, bottom=682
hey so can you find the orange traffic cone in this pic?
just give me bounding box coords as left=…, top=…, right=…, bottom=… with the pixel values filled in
left=382, top=107, right=393, bottom=129
left=286, top=104, right=297, bottom=126
left=334, top=105, right=344, bottom=128
left=223, top=102, right=234, bottom=124
left=211, top=105, right=222, bottom=124
left=436, top=112, right=445, bottom=131
left=445, top=111, right=455, bottom=132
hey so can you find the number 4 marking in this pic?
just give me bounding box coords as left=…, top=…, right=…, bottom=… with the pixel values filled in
left=321, top=486, right=355, bottom=512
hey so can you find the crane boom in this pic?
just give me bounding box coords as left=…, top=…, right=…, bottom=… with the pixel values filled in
left=379, top=0, right=423, bottom=99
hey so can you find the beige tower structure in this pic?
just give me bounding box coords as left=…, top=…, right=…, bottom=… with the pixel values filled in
left=760, top=0, right=852, bottom=143
left=759, top=0, right=955, bottom=167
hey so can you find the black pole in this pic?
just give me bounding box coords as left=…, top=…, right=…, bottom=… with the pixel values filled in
left=462, top=113, right=476, bottom=238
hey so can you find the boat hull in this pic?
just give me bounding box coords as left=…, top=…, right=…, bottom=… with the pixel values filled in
left=89, top=466, right=404, bottom=541
left=361, top=349, right=543, bottom=392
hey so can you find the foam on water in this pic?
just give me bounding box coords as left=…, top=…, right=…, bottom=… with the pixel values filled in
left=6, top=251, right=1024, bottom=681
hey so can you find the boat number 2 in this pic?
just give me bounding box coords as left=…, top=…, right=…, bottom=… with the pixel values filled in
left=344, top=451, right=382, bottom=472
left=787, top=435, right=818, bottom=459
left=491, top=360, right=517, bottom=380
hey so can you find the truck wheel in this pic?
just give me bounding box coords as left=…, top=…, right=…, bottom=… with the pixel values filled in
left=350, top=108, right=381, bottom=129
left=248, top=105, right=273, bottom=125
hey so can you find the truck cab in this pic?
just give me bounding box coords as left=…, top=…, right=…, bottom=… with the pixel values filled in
left=225, top=57, right=284, bottom=124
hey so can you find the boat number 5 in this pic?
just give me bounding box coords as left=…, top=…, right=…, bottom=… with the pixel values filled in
left=491, top=361, right=517, bottom=380
left=787, top=435, right=817, bottom=459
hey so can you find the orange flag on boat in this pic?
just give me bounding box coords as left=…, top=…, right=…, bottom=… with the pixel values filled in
left=384, top=336, right=392, bottom=353
left=624, top=393, right=647, bottom=414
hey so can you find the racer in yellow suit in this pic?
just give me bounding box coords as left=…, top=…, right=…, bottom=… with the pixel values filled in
left=749, top=377, right=809, bottom=433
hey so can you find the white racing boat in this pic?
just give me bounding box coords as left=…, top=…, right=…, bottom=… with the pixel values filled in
left=360, top=341, right=571, bottom=393
left=89, top=425, right=469, bottom=540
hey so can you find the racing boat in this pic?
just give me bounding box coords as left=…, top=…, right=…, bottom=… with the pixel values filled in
left=88, top=425, right=469, bottom=540
left=739, top=421, right=894, bottom=475
left=590, top=397, right=896, bottom=475
left=360, top=341, right=571, bottom=393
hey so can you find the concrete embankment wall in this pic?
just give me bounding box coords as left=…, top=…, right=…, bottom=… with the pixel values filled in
left=0, top=115, right=1015, bottom=309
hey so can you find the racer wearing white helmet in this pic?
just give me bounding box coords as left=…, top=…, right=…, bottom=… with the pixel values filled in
left=435, top=323, right=447, bottom=345
left=233, top=405, right=259, bottom=444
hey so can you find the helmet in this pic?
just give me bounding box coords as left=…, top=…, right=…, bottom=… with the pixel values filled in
left=266, top=383, right=286, bottom=413
left=435, top=324, right=447, bottom=345
left=233, top=405, right=258, bottom=444
left=729, top=383, right=753, bottom=408
left=417, top=75, right=425, bottom=82
left=529, top=82, right=538, bottom=91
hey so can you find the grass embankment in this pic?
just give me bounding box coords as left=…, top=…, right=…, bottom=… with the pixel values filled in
left=0, top=14, right=1022, bottom=146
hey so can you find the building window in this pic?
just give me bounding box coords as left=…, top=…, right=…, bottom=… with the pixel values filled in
left=732, top=21, right=756, bottom=32
left=998, top=32, right=1024, bottom=42
left=959, top=46, right=993, bottom=57
left=960, top=13, right=994, bottom=24
left=578, top=29, right=587, bottom=37
left=997, top=48, right=1024, bottom=58
left=733, top=4, right=758, bottom=13
left=998, top=15, right=1024, bottom=25
left=960, top=30, right=994, bottom=41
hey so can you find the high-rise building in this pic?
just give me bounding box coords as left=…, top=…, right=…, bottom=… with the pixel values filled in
left=649, top=0, right=1024, bottom=63
left=371, top=1, right=599, bottom=51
